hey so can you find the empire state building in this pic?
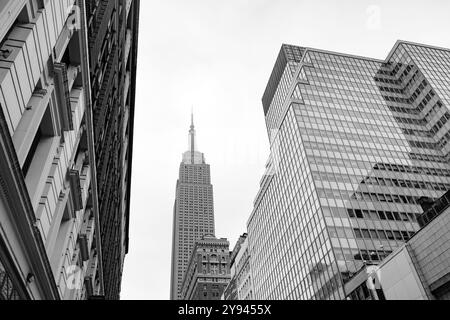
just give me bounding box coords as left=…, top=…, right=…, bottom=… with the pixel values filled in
left=170, top=115, right=215, bottom=300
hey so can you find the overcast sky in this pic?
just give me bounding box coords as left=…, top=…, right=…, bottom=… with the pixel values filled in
left=121, top=0, right=450, bottom=300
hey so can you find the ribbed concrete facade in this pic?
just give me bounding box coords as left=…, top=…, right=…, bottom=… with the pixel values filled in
left=0, top=0, right=103, bottom=300
left=0, top=0, right=139, bottom=300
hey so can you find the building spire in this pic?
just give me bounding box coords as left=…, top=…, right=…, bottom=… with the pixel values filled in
left=189, top=109, right=196, bottom=154
left=183, top=110, right=205, bottom=164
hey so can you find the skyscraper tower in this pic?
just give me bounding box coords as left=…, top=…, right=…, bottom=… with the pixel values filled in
left=170, top=115, right=215, bottom=300
left=248, top=42, right=450, bottom=300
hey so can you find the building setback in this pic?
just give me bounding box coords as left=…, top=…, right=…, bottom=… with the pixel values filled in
left=0, top=0, right=139, bottom=300
left=248, top=41, right=450, bottom=300
left=170, top=115, right=215, bottom=300
left=181, top=235, right=230, bottom=300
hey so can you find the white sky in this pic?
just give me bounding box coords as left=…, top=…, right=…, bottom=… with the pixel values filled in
left=121, top=0, right=450, bottom=300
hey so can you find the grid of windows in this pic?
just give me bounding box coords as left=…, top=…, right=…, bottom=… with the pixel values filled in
left=248, top=42, right=450, bottom=300
left=172, top=162, right=215, bottom=300
left=249, top=107, right=341, bottom=300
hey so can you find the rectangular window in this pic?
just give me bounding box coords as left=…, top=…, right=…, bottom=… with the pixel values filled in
left=355, top=210, right=363, bottom=218
left=393, top=212, right=401, bottom=221
left=377, top=230, right=387, bottom=239
left=385, top=212, right=394, bottom=220
left=347, top=209, right=355, bottom=218
left=362, top=229, right=371, bottom=239
left=399, top=212, right=409, bottom=222
left=369, top=230, right=378, bottom=239
left=401, top=231, right=410, bottom=240
left=386, top=230, right=395, bottom=240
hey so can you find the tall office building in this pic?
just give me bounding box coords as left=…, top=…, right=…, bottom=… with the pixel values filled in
left=0, top=0, right=139, bottom=300
left=248, top=41, right=450, bottom=300
left=171, top=115, right=215, bottom=300
left=85, top=0, right=140, bottom=300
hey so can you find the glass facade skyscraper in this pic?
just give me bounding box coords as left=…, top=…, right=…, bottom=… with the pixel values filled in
left=248, top=42, right=450, bottom=300
left=170, top=115, right=215, bottom=300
